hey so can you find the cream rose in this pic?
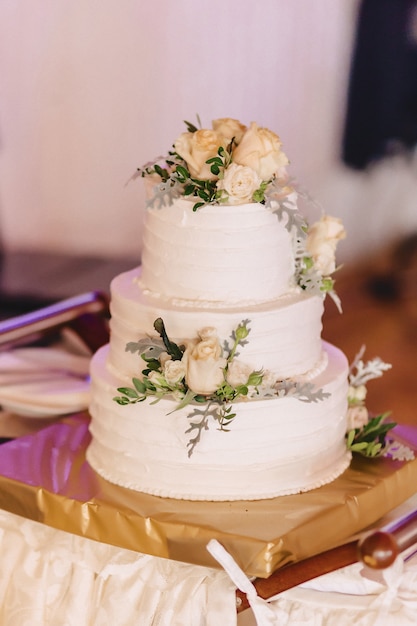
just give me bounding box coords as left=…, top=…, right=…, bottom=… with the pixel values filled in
left=217, top=163, right=262, bottom=205
left=212, top=117, right=247, bottom=144
left=174, top=129, right=226, bottom=180
left=163, top=359, right=186, bottom=386
left=184, top=335, right=227, bottom=395
left=306, top=215, right=346, bottom=276
left=233, top=122, right=289, bottom=181
left=346, top=405, right=369, bottom=431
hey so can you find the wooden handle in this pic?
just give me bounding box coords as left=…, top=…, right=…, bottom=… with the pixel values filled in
left=236, top=508, right=417, bottom=613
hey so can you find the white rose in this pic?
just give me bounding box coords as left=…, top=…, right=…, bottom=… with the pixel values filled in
left=306, top=215, right=346, bottom=276
left=184, top=335, right=226, bottom=395
left=218, top=163, right=262, bottom=205
left=163, top=359, right=186, bottom=385
left=226, top=359, right=253, bottom=388
left=233, top=122, right=289, bottom=181
left=174, top=129, right=226, bottom=180
left=346, top=405, right=369, bottom=431
left=348, top=384, right=367, bottom=404
left=212, top=117, right=247, bottom=144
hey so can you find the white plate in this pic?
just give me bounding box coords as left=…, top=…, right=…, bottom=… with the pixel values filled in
left=0, top=348, right=91, bottom=418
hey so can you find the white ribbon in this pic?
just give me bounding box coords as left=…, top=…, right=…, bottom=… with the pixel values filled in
left=207, top=539, right=283, bottom=625
left=370, top=556, right=417, bottom=625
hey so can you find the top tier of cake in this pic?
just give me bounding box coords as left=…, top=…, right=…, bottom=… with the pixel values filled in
left=140, top=198, right=295, bottom=304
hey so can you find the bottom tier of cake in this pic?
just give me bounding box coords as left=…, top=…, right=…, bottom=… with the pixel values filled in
left=87, top=342, right=351, bottom=501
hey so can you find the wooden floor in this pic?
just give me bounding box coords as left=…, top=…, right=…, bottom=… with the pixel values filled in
left=323, top=238, right=417, bottom=427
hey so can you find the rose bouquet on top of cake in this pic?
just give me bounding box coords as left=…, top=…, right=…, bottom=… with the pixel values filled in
left=139, top=116, right=290, bottom=210
left=137, top=116, right=346, bottom=303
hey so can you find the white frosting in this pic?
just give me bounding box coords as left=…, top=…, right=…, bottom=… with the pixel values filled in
left=87, top=195, right=352, bottom=501
left=108, top=267, right=324, bottom=381
left=140, top=198, right=295, bottom=303
left=87, top=342, right=351, bottom=501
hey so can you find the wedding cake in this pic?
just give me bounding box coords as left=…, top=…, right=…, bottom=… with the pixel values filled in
left=86, top=117, right=352, bottom=501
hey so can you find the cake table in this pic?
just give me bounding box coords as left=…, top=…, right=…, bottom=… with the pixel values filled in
left=0, top=293, right=417, bottom=623
left=0, top=410, right=416, bottom=624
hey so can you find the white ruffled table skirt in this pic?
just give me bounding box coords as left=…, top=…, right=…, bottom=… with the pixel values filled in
left=1, top=502, right=417, bottom=626
left=0, top=509, right=236, bottom=626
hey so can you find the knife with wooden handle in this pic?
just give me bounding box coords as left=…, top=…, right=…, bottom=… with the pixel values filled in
left=236, top=508, right=417, bottom=612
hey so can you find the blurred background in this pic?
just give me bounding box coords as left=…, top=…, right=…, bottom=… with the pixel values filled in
left=3, top=0, right=417, bottom=261
left=0, top=0, right=416, bottom=420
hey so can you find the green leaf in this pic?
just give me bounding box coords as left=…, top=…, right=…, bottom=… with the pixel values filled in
left=154, top=164, right=169, bottom=181
left=206, top=156, right=223, bottom=165
left=143, top=379, right=157, bottom=391
left=252, top=189, right=265, bottom=203
left=193, top=202, right=206, bottom=211
left=184, top=120, right=199, bottom=133
left=175, top=165, right=189, bottom=181
left=346, top=429, right=355, bottom=447
left=235, top=385, right=249, bottom=396
left=132, top=378, right=147, bottom=394
left=183, top=184, right=195, bottom=196
left=113, top=396, right=130, bottom=405
left=350, top=442, right=369, bottom=452
left=116, top=387, right=138, bottom=399
left=247, top=370, right=263, bottom=386
left=141, top=357, right=161, bottom=371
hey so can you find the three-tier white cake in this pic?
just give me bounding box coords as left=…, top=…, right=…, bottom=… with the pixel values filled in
left=86, top=117, right=351, bottom=500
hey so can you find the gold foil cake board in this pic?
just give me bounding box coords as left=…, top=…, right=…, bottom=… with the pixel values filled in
left=0, top=412, right=416, bottom=579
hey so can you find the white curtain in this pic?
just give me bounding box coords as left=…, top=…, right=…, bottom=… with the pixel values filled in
left=0, top=0, right=359, bottom=258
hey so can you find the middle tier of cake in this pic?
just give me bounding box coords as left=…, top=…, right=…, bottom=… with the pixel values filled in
left=108, top=267, right=325, bottom=381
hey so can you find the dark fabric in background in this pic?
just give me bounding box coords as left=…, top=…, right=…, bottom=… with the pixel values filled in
left=343, top=0, right=417, bottom=169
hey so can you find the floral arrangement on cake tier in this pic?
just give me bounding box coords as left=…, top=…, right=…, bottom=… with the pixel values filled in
left=113, top=318, right=328, bottom=456
left=346, top=347, right=414, bottom=461
left=137, top=116, right=346, bottom=303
